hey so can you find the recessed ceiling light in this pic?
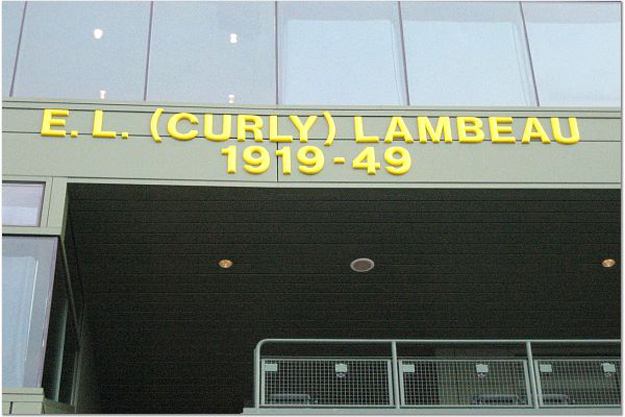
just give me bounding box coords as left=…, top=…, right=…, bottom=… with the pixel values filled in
left=602, top=258, right=616, bottom=268
left=229, top=33, right=238, bottom=44
left=93, top=28, right=104, bottom=39
left=228, top=94, right=235, bottom=104
left=350, top=258, right=374, bottom=273
left=219, top=259, right=233, bottom=269
left=99, top=90, right=107, bottom=99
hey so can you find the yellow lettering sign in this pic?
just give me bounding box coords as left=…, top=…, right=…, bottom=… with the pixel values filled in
left=167, top=113, right=198, bottom=141
left=489, top=117, right=516, bottom=143
left=41, top=109, right=69, bottom=137
left=457, top=117, right=484, bottom=143
left=289, top=115, right=318, bottom=143
left=552, top=117, right=580, bottom=145
left=384, top=116, right=414, bottom=144
left=269, top=116, right=293, bottom=143
left=417, top=116, right=452, bottom=143
left=354, top=116, right=379, bottom=143
left=521, top=118, right=550, bottom=144
left=204, top=114, right=231, bottom=142
left=237, top=115, right=264, bottom=142
left=92, top=110, right=117, bottom=138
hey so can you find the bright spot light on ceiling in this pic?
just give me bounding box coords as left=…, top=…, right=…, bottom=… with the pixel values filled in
left=93, top=28, right=104, bottom=39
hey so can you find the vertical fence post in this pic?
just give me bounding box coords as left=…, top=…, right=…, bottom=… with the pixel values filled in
left=254, top=343, right=261, bottom=408
left=391, top=341, right=401, bottom=409
left=526, top=341, right=540, bottom=409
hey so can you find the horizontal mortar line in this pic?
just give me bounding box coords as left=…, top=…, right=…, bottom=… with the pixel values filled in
left=72, top=209, right=621, bottom=213
left=94, top=326, right=620, bottom=332
left=98, top=310, right=605, bottom=316
left=91, top=317, right=615, bottom=322
left=85, top=283, right=611, bottom=287
left=72, top=211, right=621, bottom=215
left=75, top=231, right=620, bottom=235
left=75, top=233, right=620, bottom=237
left=68, top=195, right=622, bottom=199
left=78, top=242, right=619, bottom=246
left=73, top=221, right=622, bottom=225
left=77, top=244, right=620, bottom=248
left=77, top=270, right=584, bottom=279
left=72, top=218, right=621, bottom=223
left=85, top=290, right=619, bottom=295
left=87, top=299, right=616, bottom=303
left=69, top=198, right=622, bottom=202
left=79, top=271, right=589, bottom=276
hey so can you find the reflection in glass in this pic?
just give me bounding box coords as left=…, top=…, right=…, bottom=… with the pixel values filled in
left=148, top=2, right=276, bottom=104
left=523, top=2, right=621, bottom=107
left=3, top=237, right=58, bottom=387
left=279, top=1, right=406, bottom=105
left=3, top=182, right=45, bottom=227
left=13, top=2, right=150, bottom=100
left=402, top=2, right=536, bottom=106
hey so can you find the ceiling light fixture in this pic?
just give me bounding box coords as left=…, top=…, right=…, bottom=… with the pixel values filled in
left=228, top=94, right=235, bottom=104
left=602, top=258, right=616, bottom=268
left=219, top=259, right=233, bottom=269
left=350, top=258, right=374, bottom=273
left=99, top=90, right=107, bottom=99
left=229, top=33, right=238, bottom=44
left=93, top=28, right=104, bottom=39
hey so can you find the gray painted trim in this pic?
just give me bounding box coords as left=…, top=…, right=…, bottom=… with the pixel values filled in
left=3, top=98, right=621, bottom=116
left=34, top=177, right=625, bottom=190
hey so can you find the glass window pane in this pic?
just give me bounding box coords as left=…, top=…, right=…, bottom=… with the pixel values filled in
left=3, top=182, right=45, bottom=227
left=279, top=1, right=406, bottom=105
left=402, top=2, right=536, bottom=106
left=148, top=2, right=276, bottom=105
left=13, top=1, right=150, bottom=100
left=2, top=1, right=24, bottom=97
left=43, top=247, right=78, bottom=404
left=523, top=2, right=621, bottom=107
left=3, top=236, right=58, bottom=387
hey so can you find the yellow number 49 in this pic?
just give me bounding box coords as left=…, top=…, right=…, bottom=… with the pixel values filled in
left=352, top=147, right=381, bottom=175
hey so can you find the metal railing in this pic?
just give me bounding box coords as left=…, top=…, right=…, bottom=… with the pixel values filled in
left=252, top=339, right=621, bottom=410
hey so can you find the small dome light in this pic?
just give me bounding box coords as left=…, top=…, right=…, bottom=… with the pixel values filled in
left=99, top=90, right=107, bottom=99
left=229, top=33, right=238, bottom=44
left=227, top=94, right=235, bottom=104
left=219, top=259, right=233, bottom=269
left=350, top=258, right=374, bottom=273
left=93, top=28, right=104, bottom=39
left=602, top=258, right=616, bottom=268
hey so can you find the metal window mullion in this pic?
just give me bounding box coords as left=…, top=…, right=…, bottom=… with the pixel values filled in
left=260, top=359, right=266, bottom=407
left=397, top=360, right=406, bottom=407
left=386, top=359, right=394, bottom=407
left=525, top=342, right=540, bottom=409
left=533, top=360, right=545, bottom=408
left=391, top=342, right=401, bottom=409
left=522, top=360, right=533, bottom=407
